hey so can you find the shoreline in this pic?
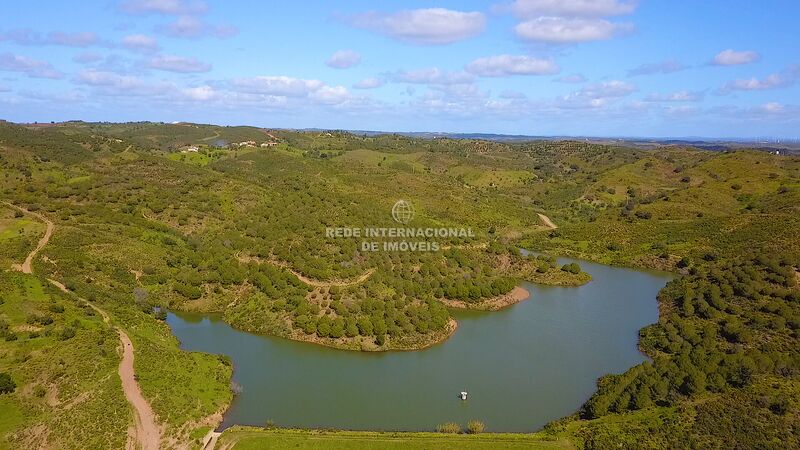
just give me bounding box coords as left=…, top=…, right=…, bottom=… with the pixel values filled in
left=439, top=286, right=531, bottom=311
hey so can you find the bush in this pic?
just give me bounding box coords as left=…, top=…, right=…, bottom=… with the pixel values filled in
left=436, top=422, right=461, bottom=434
left=466, top=420, right=485, bottom=434
left=0, top=373, right=15, bottom=394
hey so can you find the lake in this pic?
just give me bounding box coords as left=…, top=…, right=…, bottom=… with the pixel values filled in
left=166, top=256, right=672, bottom=432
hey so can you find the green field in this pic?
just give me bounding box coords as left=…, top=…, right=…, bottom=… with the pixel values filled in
left=220, top=428, right=574, bottom=450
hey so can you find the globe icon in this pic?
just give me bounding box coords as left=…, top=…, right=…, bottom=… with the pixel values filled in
left=391, top=200, right=414, bottom=224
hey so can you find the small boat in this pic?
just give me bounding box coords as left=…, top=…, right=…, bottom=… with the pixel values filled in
left=459, top=391, right=468, bottom=400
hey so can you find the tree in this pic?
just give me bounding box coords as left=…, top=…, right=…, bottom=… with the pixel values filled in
left=0, top=373, right=15, bottom=395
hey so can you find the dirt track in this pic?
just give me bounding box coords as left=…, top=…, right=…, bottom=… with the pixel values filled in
left=7, top=201, right=161, bottom=450
left=236, top=253, right=375, bottom=288
left=537, top=213, right=558, bottom=229
left=49, top=279, right=161, bottom=449
left=118, top=330, right=161, bottom=450
left=4, top=202, right=54, bottom=274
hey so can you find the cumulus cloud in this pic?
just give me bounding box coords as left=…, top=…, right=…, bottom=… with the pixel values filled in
left=506, top=0, right=637, bottom=18
left=73, top=52, right=104, bottom=64
left=75, top=69, right=159, bottom=95
left=720, top=74, right=789, bottom=92
left=348, top=8, right=485, bottom=45
left=514, top=17, right=626, bottom=43
left=181, top=85, right=215, bottom=100
left=75, top=68, right=219, bottom=103
left=502, top=0, right=635, bottom=44
left=46, top=31, right=99, bottom=47
left=119, top=0, right=207, bottom=15
left=392, top=68, right=474, bottom=85
left=231, top=76, right=325, bottom=97
left=325, top=50, right=361, bottom=69
left=644, top=90, right=704, bottom=102
left=147, top=55, right=211, bottom=72
left=353, top=77, right=384, bottom=89
left=560, top=80, right=635, bottom=108
left=712, top=49, right=760, bottom=66
left=628, top=59, right=685, bottom=76
left=157, top=16, right=237, bottom=38
left=0, top=29, right=100, bottom=47
left=465, top=55, right=559, bottom=77
left=555, top=73, right=587, bottom=83
left=0, top=53, right=62, bottom=79
left=122, top=34, right=160, bottom=53
left=229, top=76, right=359, bottom=107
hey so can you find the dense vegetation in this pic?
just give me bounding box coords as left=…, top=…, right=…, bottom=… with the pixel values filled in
left=0, top=120, right=798, bottom=448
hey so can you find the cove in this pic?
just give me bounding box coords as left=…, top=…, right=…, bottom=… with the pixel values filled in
left=166, top=256, right=672, bottom=432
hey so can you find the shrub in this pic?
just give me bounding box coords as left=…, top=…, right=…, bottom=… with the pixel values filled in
left=466, top=420, right=485, bottom=434
left=436, top=422, right=461, bottom=434
left=0, top=373, right=15, bottom=394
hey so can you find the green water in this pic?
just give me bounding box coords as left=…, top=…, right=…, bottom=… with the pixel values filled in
left=166, top=257, right=671, bottom=432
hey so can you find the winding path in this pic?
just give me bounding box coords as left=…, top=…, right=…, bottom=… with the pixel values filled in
left=237, top=253, right=375, bottom=288
left=4, top=202, right=54, bottom=274
left=4, top=202, right=160, bottom=450
left=537, top=213, right=558, bottom=230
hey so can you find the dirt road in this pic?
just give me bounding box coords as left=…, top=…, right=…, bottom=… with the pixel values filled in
left=537, top=213, right=558, bottom=230
left=48, top=279, right=161, bottom=449
left=118, top=330, right=161, bottom=450
left=3, top=202, right=55, bottom=274
left=8, top=200, right=162, bottom=450
left=236, top=253, right=375, bottom=288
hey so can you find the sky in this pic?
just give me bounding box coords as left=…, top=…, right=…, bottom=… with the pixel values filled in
left=2, top=0, right=799, bottom=138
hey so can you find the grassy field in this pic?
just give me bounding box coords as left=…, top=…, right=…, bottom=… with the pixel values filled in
left=218, top=427, right=574, bottom=450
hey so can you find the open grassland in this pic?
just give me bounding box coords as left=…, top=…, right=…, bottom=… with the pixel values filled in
left=218, top=427, right=574, bottom=450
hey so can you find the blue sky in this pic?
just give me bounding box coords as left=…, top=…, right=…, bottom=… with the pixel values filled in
left=2, top=1, right=798, bottom=138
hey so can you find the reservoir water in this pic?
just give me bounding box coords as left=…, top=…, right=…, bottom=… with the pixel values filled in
left=166, top=257, right=672, bottom=432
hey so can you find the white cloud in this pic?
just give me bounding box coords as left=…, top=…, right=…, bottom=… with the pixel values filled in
left=644, top=90, right=704, bottom=102
left=73, top=52, right=104, bottom=64
left=353, top=77, right=384, bottom=89
left=119, top=0, right=207, bottom=15
left=147, top=55, right=211, bottom=72
left=393, top=68, right=474, bottom=85
left=157, top=16, right=237, bottom=39
left=0, top=53, right=62, bottom=79
left=0, top=29, right=101, bottom=47
left=46, top=31, right=99, bottom=47
left=311, top=85, right=351, bottom=105
left=74, top=69, right=167, bottom=97
left=325, top=50, right=361, bottom=69
left=231, top=76, right=325, bottom=97
left=712, top=49, right=760, bottom=66
left=560, top=80, right=635, bottom=108
left=465, top=55, right=559, bottom=77
left=721, top=74, right=787, bottom=92
left=122, top=34, right=160, bottom=53
left=760, top=102, right=783, bottom=113
left=628, top=59, right=685, bottom=76
left=514, top=17, right=625, bottom=43
left=181, top=85, right=215, bottom=100
left=348, top=8, right=485, bottom=45
left=507, top=0, right=637, bottom=18
left=229, top=77, right=356, bottom=107
left=555, top=74, right=586, bottom=83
